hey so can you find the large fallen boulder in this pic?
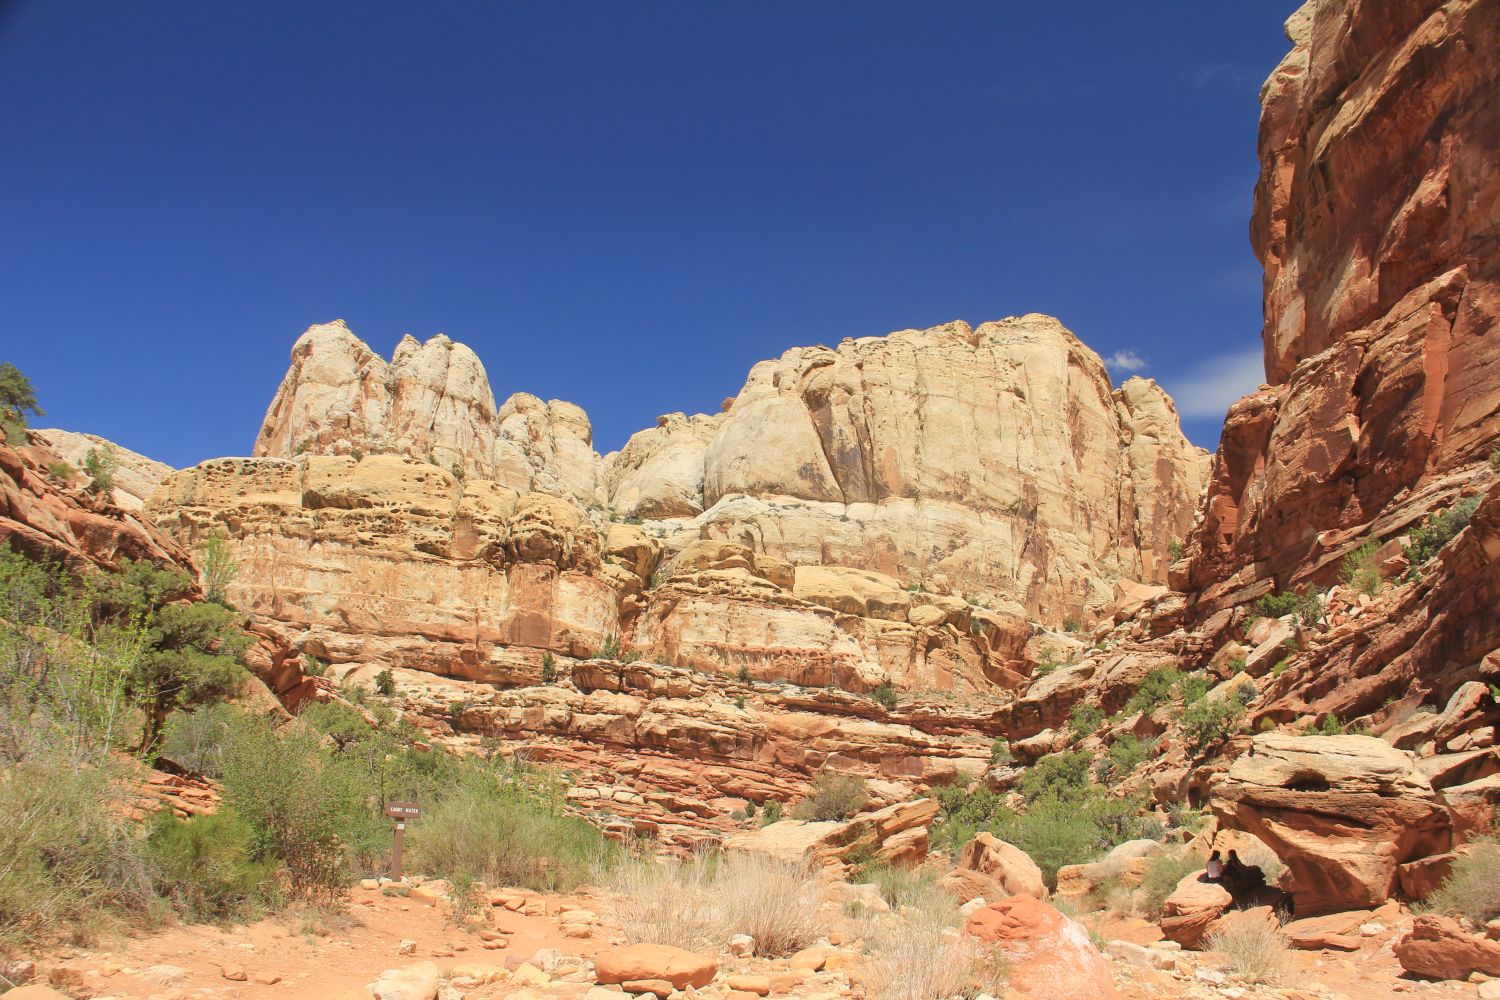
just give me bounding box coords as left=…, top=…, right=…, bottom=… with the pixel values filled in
left=594, top=944, right=717, bottom=990
left=957, top=833, right=1047, bottom=899
left=1158, top=872, right=1232, bottom=949
left=1395, top=914, right=1500, bottom=981
left=1210, top=734, right=1451, bottom=914
left=965, top=894, right=1120, bottom=999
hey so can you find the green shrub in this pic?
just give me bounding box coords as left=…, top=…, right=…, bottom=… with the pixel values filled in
left=1139, top=849, right=1206, bottom=918
left=82, top=445, right=119, bottom=495
left=406, top=769, right=611, bottom=893
left=146, top=808, right=273, bottom=922
left=1125, top=666, right=1182, bottom=716
left=760, top=800, right=782, bottom=825
left=1178, top=696, right=1244, bottom=754
left=593, top=634, right=640, bottom=662
left=540, top=652, right=557, bottom=684
left=47, top=460, right=73, bottom=480
left=1018, top=750, right=1093, bottom=803
left=1405, top=497, right=1480, bottom=568
left=737, top=664, right=752, bottom=683
left=791, top=772, right=869, bottom=821
left=989, top=739, right=1011, bottom=765
left=195, top=536, right=240, bottom=606
left=1429, top=839, right=1500, bottom=925
left=374, top=669, right=396, bottom=696
left=1167, top=540, right=1184, bottom=561
left=1176, top=673, right=1211, bottom=705
left=1490, top=447, right=1500, bottom=472
left=0, top=753, right=156, bottom=947
left=0, top=362, right=42, bottom=445
left=1339, top=540, right=1381, bottom=597
left=1100, top=732, right=1152, bottom=779
left=161, top=703, right=241, bottom=777
left=216, top=711, right=380, bottom=905
left=1067, top=702, right=1105, bottom=741
left=870, top=682, right=898, bottom=711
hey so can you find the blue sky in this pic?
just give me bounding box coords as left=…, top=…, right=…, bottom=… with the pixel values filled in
left=1, top=1, right=1298, bottom=466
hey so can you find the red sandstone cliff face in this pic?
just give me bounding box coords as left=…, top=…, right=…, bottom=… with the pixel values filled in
left=1187, top=0, right=1500, bottom=610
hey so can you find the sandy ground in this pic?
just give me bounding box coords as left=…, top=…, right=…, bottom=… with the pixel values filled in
left=17, top=886, right=1489, bottom=1000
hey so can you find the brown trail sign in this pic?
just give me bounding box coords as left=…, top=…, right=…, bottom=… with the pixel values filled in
left=384, top=802, right=422, bottom=882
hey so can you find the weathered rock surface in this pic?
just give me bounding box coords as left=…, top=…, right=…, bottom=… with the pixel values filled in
left=965, top=894, right=1120, bottom=999
left=1158, top=873, right=1232, bottom=949
left=1210, top=734, right=1451, bottom=914
left=1395, top=914, right=1500, bottom=981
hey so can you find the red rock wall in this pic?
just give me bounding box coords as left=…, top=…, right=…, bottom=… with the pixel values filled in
left=1187, top=0, right=1500, bottom=606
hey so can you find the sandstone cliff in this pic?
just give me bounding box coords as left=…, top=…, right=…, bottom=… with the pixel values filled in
left=239, top=313, right=1208, bottom=630
left=32, top=428, right=173, bottom=512
left=1185, top=0, right=1500, bottom=611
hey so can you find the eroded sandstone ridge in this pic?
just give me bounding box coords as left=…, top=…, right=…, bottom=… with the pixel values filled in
left=1184, top=0, right=1500, bottom=612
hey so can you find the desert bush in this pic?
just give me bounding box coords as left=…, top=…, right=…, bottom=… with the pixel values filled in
left=791, top=772, right=869, bottom=821
left=216, top=710, right=375, bottom=904
left=374, top=668, right=396, bottom=696
left=1017, top=750, right=1092, bottom=801
left=861, top=862, right=952, bottom=914
left=864, top=903, right=1009, bottom=1000
left=990, top=738, right=1011, bottom=764
left=195, top=536, right=240, bottom=606
left=160, top=702, right=240, bottom=777
left=1099, top=732, right=1153, bottom=780
left=1067, top=702, right=1105, bottom=741
left=1339, top=539, right=1381, bottom=597
left=83, top=445, right=119, bottom=495
left=1429, top=838, right=1500, bottom=926
left=1139, top=848, right=1202, bottom=918
left=1253, top=589, right=1321, bottom=626
left=1405, top=497, right=1480, bottom=568
left=1206, top=917, right=1291, bottom=983
left=1125, top=666, right=1181, bottom=715
left=0, top=752, right=157, bottom=948
left=146, top=808, right=273, bottom=922
left=1179, top=695, right=1244, bottom=754
left=1176, top=672, right=1211, bottom=705
left=0, top=362, right=42, bottom=445
left=602, top=852, right=827, bottom=956
left=406, top=768, right=610, bottom=893
left=870, top=682, right=898, bottom=711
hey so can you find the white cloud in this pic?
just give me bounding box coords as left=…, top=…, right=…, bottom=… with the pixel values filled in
left=1104, top=349, right=1148, bottom=373
left=1166, top=347, right=1267, bottom=420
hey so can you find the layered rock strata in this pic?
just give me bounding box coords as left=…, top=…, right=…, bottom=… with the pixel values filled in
left=1184, top=0, right=1500, bottom=611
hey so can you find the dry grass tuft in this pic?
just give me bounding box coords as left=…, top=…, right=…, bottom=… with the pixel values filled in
left=863, top=904, right=1009, bottom=1000
left=600, top=850, right=828, bottom=957
left=1430, top=839, right=1500, bottom=926
left=1206, top=917, right=1292, bottom=984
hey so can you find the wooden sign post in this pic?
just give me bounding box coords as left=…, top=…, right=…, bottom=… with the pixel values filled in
left=385, top=802, right=422, bottom=882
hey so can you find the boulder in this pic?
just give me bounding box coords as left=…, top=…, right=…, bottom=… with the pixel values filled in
left=957, top=833, right=1046, bottom=899
left=368, top=962, right=440, bottom=1000
left=1158, top=872, right=1232, bottom=949
left=965, top=895, right=1120, bottom=999
left=941, top=866, right=1007, bottom=905
left=593, top=944, right=717, bottom=990
left=1395, top=914, right=1500, bottom=980
left=1210, top=734, right=1451, bottom=914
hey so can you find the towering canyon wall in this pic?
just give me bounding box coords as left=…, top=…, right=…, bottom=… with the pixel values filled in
left=1186, top=0, right=1500, bottom=611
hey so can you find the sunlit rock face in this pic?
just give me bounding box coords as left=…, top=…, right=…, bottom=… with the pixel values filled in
left=1186, top=0, right=1500, bottom=607
left=253, top=320, right=604, bottom=507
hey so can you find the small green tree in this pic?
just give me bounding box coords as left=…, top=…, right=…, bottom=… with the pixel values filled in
left=540, top=652, right=557, bottom=684
left=95, top=560, right=249, bottom=754
left=195, top=536, right=239, bottom=605
left=870, top=682, right=898, bottom=711
left=0, top=362, right=42, bottom=444
left=374, top=669, right=396, bottom=696
left=83, top=445, right=119, bottom=496
left=1339, top=540, right=1381, bottom=597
